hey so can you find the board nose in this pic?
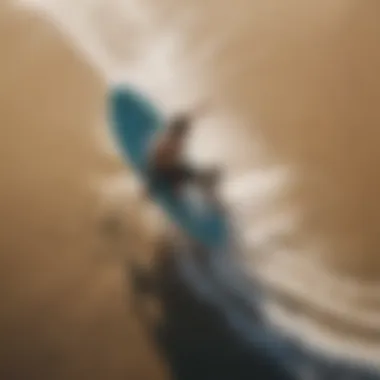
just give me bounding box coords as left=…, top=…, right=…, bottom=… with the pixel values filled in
left=108, top=86, right=161, bottom=167
left=108, top=85, right=230, bottom=249
left=109, top=86, right=160, bottom=127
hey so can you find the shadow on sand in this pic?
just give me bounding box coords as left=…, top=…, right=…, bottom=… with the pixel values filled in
left=127, top=237, right=296, bottom=380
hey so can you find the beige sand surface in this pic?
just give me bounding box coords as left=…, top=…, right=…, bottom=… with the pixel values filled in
left=0, top=2, right=167, bottom=379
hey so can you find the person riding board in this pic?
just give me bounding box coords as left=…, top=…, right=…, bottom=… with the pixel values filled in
left=147, top=112, right=221, bottom=199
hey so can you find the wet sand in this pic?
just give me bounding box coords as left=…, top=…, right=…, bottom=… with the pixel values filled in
left=0, top=3, right=167, bottom=379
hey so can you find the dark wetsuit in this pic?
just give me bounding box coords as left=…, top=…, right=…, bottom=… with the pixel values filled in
left=148, top=162, right=197, bottom=191
left=147, top=122, right=196, bottom=192
left=147, top=114, right=218, bottom=195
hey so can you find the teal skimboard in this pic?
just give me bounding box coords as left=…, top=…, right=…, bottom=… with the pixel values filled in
left=108, top=86, right=228, bottom=249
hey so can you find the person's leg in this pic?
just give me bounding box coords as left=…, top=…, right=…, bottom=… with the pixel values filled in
left=167, top=164, right=223, bottom=199
left=157, top=164, right=198, bottom=193
left=148, top=158, right=221, bottom=199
